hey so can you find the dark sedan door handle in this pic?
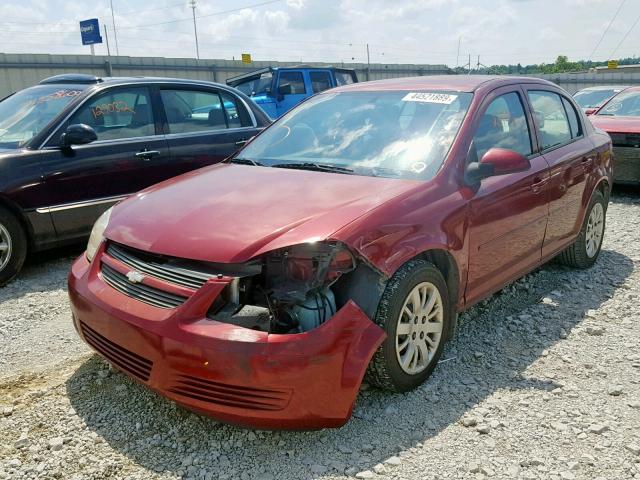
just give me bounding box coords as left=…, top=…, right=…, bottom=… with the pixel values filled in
left=235, top=139, right=249, bottom=146
left=135, top=149, right=161, bottom=160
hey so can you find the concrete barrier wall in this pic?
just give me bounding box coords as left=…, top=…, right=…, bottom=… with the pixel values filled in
left=0, top=52, right=451, bottom=98
left=530, top=72, right=640, bottom=94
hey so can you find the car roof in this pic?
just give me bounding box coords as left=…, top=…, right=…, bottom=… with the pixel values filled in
left=39, top=74, right=228, bottom=88
left=332, top=75, right=556, bottom=93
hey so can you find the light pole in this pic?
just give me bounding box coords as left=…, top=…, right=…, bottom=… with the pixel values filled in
left=110, top=0, right=120, bottom=56
left=190, top=0, right=200, bottom=59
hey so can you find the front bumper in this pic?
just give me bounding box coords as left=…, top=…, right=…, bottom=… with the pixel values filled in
left=68, top=251, right=385, bottom=430
left=613, top=146, right=640, bottom=185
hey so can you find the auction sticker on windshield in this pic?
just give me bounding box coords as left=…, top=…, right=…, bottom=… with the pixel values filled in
left=402, top=92, right=458, bottom=104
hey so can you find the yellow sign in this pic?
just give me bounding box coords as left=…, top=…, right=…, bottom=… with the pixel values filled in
left=608, top=60, right=619, bottom=69
left=241, top=53, right=252, bottom=64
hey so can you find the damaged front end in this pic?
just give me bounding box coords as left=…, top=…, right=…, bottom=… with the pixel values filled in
left=209, top=241, right=379, bottom=335
left=70, top=240, right=388, bottom=428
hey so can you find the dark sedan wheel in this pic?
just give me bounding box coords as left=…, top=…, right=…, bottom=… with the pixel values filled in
left=366, top=260, right=450, bottom=392
left=0, top=207, right=27, bottom=286
left=558, top=190, right=606, bottom=269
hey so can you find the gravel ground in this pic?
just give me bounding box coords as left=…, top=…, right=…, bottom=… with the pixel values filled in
left=1, top=191, right=640, bottom=480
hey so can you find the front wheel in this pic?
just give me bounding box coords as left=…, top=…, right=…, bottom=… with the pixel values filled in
left=365, top=260, right=450, bottom=392
left=0, top=207, right=27, bottom=287
left=557, top=190, right=606, bottom=269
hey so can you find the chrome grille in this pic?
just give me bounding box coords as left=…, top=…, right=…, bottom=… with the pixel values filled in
left=106, top=243, right=213, bottom=290
left=101, top=263, right=188, bottom=309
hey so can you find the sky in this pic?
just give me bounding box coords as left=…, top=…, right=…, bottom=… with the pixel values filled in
left=0, top=0, right=638, bottom=67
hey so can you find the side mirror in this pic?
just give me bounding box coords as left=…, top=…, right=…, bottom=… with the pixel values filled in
left=60, top=124, right=97, bottom=147
left=584, top=107, right=597, bottom=116
left=278, top=83, right=293, bottom=96
left=465, top=147, right=531, bottom=184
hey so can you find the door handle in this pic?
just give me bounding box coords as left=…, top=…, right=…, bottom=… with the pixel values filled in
left=530, top=177, right=548, bottom=194
left=235, top=139, right=249, bottom=146
left=581, top=157, right=594, bottom=171
left=135, top=149, right=161, bottom=160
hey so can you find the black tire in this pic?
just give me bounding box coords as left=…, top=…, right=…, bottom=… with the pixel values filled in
left=0, top=206, right=27, bottom=287
left=557, top=190, right=606, bottom=269
left=365, top=260, right=450, bottom=392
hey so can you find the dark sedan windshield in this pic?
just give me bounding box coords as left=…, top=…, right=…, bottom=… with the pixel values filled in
left=597, top=90, right=640, bottom=117
left=238, top=90, right=473, bottom=180
left=0, top=85, right=86, bottom=148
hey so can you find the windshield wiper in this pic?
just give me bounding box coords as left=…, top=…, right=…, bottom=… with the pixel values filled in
left=271, top=162, right=354, bottom=174
left=226, top=157, right=264, bottom=166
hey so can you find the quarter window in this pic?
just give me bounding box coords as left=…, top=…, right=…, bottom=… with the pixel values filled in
left=561, top=97, right=582, bottom=138
left=278, top=71, right=306, bottom=95
left=473, top=92, right=533, bottom=159
left=161, top=89, right=229, bottom=134
left=527, top=91, right=572, bottom=150
left=335, top=71, right=356, bottom=86
left=309, top=71, right=332, bottom=93
left=219, top=91, right=251, bottom=128
left=68, top=87, right=154, bottom=141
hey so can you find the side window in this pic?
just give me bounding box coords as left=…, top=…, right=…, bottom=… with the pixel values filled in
left=160, top=89, right=228, bottom=134
left=278, top=71, right=306, bottom=95
left=335, top=71, right=355, bottom=86
left=309, top=71, right=332, bottom=93
left=219, top=91, right=251, bottom=128
left=68, top=87, right=154, bottom=141
left=527, top=90, right=572, bottom=150
left=561, top=96, right=582, bottom=138
left=472, top=92, right=533, bottom=159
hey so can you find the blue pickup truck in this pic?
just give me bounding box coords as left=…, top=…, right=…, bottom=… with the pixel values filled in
left=226, top=66, right=358, bottom=118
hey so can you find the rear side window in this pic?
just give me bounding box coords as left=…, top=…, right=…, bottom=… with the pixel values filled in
left=278, top=71, right=306, bottom=94
left=528, top=91, right=572, bottom=150
left=309, top=71, right=332, bottom=93
left=161, top=89, right=230, bottom=134
left=219, top=91, right=251, bottom=128
left=473, top=92, right=533, bottom=159
left=69, top=87, right=154, bottom=141
left=335, top=71, right=356, bottom=86
left=562, top=97, right=582, bottom=138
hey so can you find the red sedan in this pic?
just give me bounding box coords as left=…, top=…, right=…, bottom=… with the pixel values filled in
left=68, top=76, right=612, bottom=430
left=589, top=86, right=640, bottom=185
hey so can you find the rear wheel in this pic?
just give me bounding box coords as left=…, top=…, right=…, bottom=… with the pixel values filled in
left=557, top=190, right=606, bottom=269
left=366, top=260, right=450, bottom=392
left=0, top=207, right=27, bottom=287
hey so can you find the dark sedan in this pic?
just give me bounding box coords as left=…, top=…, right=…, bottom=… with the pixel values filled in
left=0, top=74, right=270, bottom=285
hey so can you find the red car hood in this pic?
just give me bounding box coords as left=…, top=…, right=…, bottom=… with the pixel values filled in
left=590, top=115, right=640, bottom=134
left=106, top=164, right=420, bottom=263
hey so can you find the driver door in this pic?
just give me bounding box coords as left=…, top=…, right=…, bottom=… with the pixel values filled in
left=465, top=87, right=551, bottom=305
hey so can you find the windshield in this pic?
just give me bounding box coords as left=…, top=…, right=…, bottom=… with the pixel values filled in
left=597, top=90, right=640, bottom=117
left=573, top=89, right=621, bottom=109
left=238, top=90, right=473, bottom=180
left=0, top=85, right=86, bottom=148
left=234, top=72, right=273, bottom=97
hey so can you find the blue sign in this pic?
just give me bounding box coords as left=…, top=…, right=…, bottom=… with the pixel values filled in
left=79, top=19, right=102, bottom=45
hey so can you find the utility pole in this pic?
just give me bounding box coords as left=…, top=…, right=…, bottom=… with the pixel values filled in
left=477, top=55, right=480, bottom=72
left=366, top=43, right=370, bottom=81
left=456, top=37, right=461, bottom=68
left=104, top=23, right=111, bottom=57
left=190, top=0, right=200, bottom=60
left=468, top=54, right=471, bottom=74
left=110, top=0, right=119, bottom=56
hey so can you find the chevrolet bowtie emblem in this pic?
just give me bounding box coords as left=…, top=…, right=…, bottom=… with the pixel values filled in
left=126, top=271, right=145, bottom=284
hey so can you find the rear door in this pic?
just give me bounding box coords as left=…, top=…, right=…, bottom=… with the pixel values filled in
left=159, top=85, right=262, bottom=176
left=465, top=87, right=550, bottom=305
left=524, top=88, right=595, bottom=257
left=41, top=85, right=169, bottom=241
left=275, top=70, right=308, bottom=116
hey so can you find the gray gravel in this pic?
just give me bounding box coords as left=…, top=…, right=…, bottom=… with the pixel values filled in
left=1, top=192, right=640, bottom=480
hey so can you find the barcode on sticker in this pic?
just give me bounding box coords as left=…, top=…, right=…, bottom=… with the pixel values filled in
left=402, top=92, right=458, bottom=104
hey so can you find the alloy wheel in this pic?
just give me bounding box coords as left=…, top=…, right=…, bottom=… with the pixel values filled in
left=585, top=202, right=604, bottom=258
left=0, top=223, right=12, bottom=272
left=395, top=281, right=444, bottom=375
